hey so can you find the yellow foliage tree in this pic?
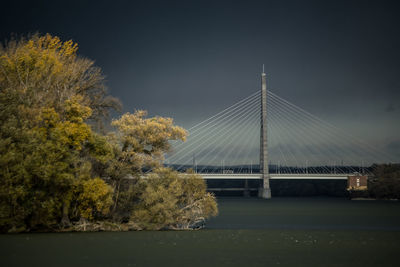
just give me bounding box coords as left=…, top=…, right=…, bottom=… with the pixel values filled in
left=131, top=168, right=218, bottom=230
left=28, top=97, right=114, bottom=228
left=0, top=33, right=218, bottom=232
left=0, top=33, right=120, bottom=128
left=75, top=178, right=114, bottom=220
left=0, top=34, right=116, bottom=232
left=106, top=110, right=187, bottom=216
left=111, top=110, right=186, bottom=168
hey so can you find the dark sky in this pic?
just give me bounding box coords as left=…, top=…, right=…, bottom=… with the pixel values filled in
left=1, top=0, right=400, bottom=160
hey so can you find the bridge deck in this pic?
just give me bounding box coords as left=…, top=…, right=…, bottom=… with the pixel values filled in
left=200, top=173, right=350, bottom=180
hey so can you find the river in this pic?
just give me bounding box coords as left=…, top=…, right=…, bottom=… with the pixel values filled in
left=1, top=197, right=399, bottom=267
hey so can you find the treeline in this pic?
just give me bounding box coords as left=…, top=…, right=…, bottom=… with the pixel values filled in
left=368, top=164, right=400, bottom=199
left=0, top=34, right=217, bottom=233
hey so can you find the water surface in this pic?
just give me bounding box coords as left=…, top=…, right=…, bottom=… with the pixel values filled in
left=208, top=197, right=400, bottom=230
left=1, top=197, right=399, bottom=267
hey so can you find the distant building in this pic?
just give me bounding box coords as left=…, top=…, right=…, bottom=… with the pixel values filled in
left=347, top=174, right=368, bottom=191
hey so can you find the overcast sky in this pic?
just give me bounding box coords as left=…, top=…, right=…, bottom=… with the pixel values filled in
left=1, top=0, right=399, bottom=162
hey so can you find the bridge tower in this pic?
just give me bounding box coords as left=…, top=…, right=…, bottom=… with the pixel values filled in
left=258, top=67, right=272, bottom=199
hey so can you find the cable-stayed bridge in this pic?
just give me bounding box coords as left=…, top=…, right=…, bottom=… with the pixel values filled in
left=164, top=70, right=395, bottom=198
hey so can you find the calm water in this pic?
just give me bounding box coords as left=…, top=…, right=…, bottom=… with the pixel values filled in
left=208, top=197, right=400, bottom=230
left=1, top=197, right=400, bottom=267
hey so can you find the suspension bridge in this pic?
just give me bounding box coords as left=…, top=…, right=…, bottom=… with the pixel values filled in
left=164, top=69, right=395, bottom=198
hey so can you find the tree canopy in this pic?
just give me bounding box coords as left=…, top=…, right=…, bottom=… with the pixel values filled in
left=0, top=34, right=217, bottom=232
left=131, top=168, right=217, bottom=230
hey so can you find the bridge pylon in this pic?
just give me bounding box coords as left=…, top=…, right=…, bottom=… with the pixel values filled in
left=258, top=67, right=272, bottom=199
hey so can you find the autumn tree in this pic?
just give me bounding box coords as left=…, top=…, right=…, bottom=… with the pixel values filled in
left=106, top=111, right=218, bottom=229
left=0, top=33, right=120, bottom=129
left=105, top=110, right=187, bottom=218
left=0, top=33, right=218, bottom=232
left=131, top=168, right=218, bottom=230
left=0, top=34, right=115, bottom=232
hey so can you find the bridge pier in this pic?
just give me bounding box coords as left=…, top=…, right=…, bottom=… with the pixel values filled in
left=243, top=179, right=250, bottom=197
left=259, top=67, right=272, bottom=199
left=258, top=187, right=271, bottom=198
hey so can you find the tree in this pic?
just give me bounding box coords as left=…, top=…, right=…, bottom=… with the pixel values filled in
left=74, top=178, right=114, bottom=220
left=0, top=33, right=218, bottom=232
left=0, top=34, right=115, bottom=232
left=0, top=33, right=120, bottom=130
left=104, top=111, right=219, bottom=230
left=105, top=110, right=187, bottom=219
left=131, top=168, right=218, bottom=230
left=0, top=96, right=114, bottom=231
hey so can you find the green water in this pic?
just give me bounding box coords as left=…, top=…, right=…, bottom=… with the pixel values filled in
left=1, top=198, right=400, bottom=267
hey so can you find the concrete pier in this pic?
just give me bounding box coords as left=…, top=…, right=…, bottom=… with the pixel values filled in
left=258, top=69, right=272, bottom=199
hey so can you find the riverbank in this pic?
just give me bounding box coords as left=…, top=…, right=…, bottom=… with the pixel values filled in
left=351, top=197, right=398, bottom=201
